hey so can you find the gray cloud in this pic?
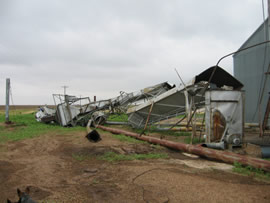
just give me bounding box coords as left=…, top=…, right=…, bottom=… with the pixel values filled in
left=0, top=0, right=264, bottom=104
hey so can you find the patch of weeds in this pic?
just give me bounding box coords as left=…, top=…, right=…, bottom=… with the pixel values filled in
left=41, top=200, right=58, bottom=203
left=72, top=153, right=92, bottom=162
left=184, top=136, right=204, bottom=144
left=92, top=178, right=100, bottom=185
left=175, top=114, right=185, bottom=118
left=96, top=128, right=107, bottom=133
left=134, top=126, right=192, bottom=137
left=98, top=151, right=168, bottom=162
left=0, top=113, right=84, bottom=143
left=155, top=130, right=189, bottom=137
left=233, top=162, right=270, bottom=180
left=107, top=113, right=128, bottom=122
left=150, top=144, right=162, bottom=149
left=132, top=128, right=145, bottom=134
left=195, top=113, right=205, bottom=118
left=173, top=131, right=192, bottom=137
left=175, top=113, right=204, bottom=118
left=110, top=133, right=144, bottom=144
left=175, top=113, right=204, bottom=119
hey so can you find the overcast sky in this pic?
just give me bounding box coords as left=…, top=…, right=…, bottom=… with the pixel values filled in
left=0, top=0, right=266, bottom=105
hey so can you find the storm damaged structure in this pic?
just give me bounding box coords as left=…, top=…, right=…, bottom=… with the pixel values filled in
left=36, top=94, right=94, bottom=126
left=36, top=66, right=244, bottom=149
left=36, top=82, right=174, bottom=127
left=127, top=66, right=244, bottom=148
left=201, top=67, right=244, bottom=149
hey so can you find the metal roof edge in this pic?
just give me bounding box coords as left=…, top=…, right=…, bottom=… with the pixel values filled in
left=233, top=18, right=268, bottom=57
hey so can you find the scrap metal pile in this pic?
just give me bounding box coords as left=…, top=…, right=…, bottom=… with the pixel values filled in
left=35, top=82, right=174, bottom=127
left=36, top=66, right=245, bottom=149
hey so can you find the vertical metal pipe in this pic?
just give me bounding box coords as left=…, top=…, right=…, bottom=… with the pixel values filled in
left=5, top=78, right=10, bottom=123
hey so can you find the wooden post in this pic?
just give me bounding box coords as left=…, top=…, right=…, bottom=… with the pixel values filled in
left=5, top=78, right=10, bottom=123
left=259, top=103, right=263, bottom=137
left=143, top=102, right=154, bottom=133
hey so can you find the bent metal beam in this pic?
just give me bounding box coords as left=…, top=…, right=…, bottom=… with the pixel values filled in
left=97, top=125, right=270, bottom=172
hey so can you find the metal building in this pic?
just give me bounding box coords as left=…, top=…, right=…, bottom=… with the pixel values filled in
left=233, top=19, right=270, bottom=124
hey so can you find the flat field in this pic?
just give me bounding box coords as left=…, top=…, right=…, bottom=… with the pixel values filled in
left=1, top=107, right=270, bottom=202
left=0, top=105, right=54, bottom=115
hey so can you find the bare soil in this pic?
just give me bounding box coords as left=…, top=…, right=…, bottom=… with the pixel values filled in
left=1, top=129, right=270, bottom=203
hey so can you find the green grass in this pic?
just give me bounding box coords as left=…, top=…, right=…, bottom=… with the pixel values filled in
left=195, top=113, right=205, bottom=118
left=40, top=200, right=58, bottom=203
left=184, top=136, right=204, bottom=144
left=176, top=113, right=204, bottom=119
left=169, top=131, right=192, bottom=136
left=107, top=113, right=194, bottom=137
left=233, top=161, right=270, bottom=180
left=0, top=113, right=84, bottom=143
left=72, top=151, right=169, bottom=162
left=0, top=109, right=35, bottom=115
left=109, top=133, right=144, bottom=143
left=92, top=178, right=99, bottom=185
left=98, top=129, right=162, bottom=148
left=107, top=113, right=128, bottom=122
left=98, top=151, right=169, bottom=162
left=133, top=126, right=192, bottom=137
left=72, top=153, right=92, bottom=161
left=150, top=144, right=162, bottom=149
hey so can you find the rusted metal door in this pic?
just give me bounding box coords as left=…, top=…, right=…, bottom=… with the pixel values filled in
left=212, top=110, right=226, bottom=142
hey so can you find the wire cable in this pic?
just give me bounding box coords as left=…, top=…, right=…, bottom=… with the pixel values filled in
left=252, top=0, right=270, bottom=121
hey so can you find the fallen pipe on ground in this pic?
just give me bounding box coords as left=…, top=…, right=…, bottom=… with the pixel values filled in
left=97, top=125, right=270, bottom=172
left=105, top=121, right=130, bottom=125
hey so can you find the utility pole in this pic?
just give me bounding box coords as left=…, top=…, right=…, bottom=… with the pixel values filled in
left=5, top=78, right=10, bottom=123
left=61, top=85, right=68, bottom=96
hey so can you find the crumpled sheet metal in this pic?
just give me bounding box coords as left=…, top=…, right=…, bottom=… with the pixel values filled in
left=126, top=66, right=243, bottom=130
left=35, top=106, right=56, bottom=123
left=127, top=83, right=205, bottom=128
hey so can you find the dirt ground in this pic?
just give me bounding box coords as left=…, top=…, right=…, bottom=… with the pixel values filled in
left=1, top=129, right=270, bottom=203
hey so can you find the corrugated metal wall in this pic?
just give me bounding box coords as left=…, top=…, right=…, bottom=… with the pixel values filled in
left=233, top=19, right=270, bottom=124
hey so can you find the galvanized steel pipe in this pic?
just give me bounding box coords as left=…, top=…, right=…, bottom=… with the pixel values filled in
left=97, top=125, right=270, bottom=172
